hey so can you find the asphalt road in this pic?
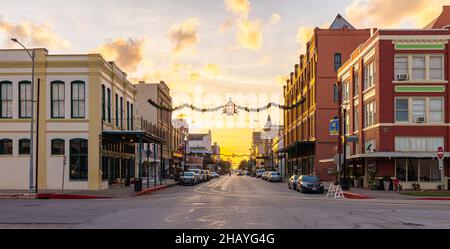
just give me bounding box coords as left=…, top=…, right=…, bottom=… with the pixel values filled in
left=1, top=175, right=450, bottom=229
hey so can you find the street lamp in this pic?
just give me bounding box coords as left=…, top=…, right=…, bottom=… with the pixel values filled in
left=12, top=38, right=36, bottom=194
left=183, top=135, right=188, bottom=171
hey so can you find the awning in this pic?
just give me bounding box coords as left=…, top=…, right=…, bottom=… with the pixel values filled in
left=278, top=141, right=315, bottom=153
left=102, top=130, right=164, bottom=144
left=349, top=152, right=450, bottom=159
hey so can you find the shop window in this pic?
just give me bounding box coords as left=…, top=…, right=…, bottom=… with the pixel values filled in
left=51, top=139, right=65, bottom=155
left=0, top=138, right=12, bottom=155
left=18, top=138, right=30, bottom=155
left=70, top=139, right=88, bottom=180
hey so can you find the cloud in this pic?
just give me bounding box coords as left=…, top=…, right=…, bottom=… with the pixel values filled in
left=276, top=75, right=289, bottom=85
left=190, top=72, right=200, bottom=81
left=237, top=19, right=262, bottom=50
left=204, top=64, right=221, bottom=76
left=94, top=37, right=146, bottom=73
left=219, top=18, right=235, bottom=33
left=345, top=0, right=447, bottom=28
left=269, top=13, right=281, bottom=25
left=296, top=26, right=314, bottom=53
left=0, top=15, right=71, bottom=50
left=259, top=56, right=271, bottom=66
left=169, top=17, right=200, bottom=55
left=224, top=0, right=251, bottom=16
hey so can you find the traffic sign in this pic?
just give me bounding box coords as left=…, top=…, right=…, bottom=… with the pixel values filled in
left=437, top=146, right=444, bottom=160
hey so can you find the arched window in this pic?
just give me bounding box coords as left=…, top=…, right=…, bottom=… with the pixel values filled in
left=334, top=53, right=342, bottom=71
left=51, top=139, right=65, bottom=155
left=0, top=138, right=13, bottom=155
left=19, top=81, right=32, bottom=118
left=19, top=138, right=30, bottom=155
left=70, top=139, right=88, bottom=180
left=51, top=81, right=65, bottom=118
left=0, top=81, right=13, bottom=118
left=71, top=81, right=85, bottom=118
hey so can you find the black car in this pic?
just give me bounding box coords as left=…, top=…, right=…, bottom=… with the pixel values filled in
left=288, top=175, right=299, bottom=190
left=179, top=172, right=197, bottom=186
left=297, top=175, right=324, bottom=194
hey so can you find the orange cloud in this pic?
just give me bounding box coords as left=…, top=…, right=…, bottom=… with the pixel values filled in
left=203, top=64, right=221, bottom=76
left=94, top=37, right=146, bottom=73
left=225, top=0, right=251, bottom=16
left=237, top=19, right=262, bottom=50
left=345, top=0, right=448, bottom=28
left=169, top=17, right=200, bottom=55
left=0, top=15, right=71, bottom=50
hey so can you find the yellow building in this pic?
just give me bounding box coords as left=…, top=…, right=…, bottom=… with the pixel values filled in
left=0, top=48, right=163, bottom=191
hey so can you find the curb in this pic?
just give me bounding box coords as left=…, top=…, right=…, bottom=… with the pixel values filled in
left=343, top=192, right=372, bottom=199
left=36, top=193, right=111, bottom=200
left=0, top=193, right=36, bottom=199
left=134, top=183, right=178, bottom=197
left=414, top=197, right=450, bottom=201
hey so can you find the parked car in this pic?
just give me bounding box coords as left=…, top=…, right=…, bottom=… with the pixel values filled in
left=200, top=170, right=208, bottom=182
left=256, top=169, right=266, bottom=178
left=288, top=175, right=299, bottom=190
left=189, top=169, right=203, bottom=183
left=263, top=171, right=272, bottom=181
left=211, top=172, right=219, bottom=179
left=179, top=172, right=197, bottom=186
left=297, top=175, right=324, bottom=194
left=268, top=172, right=282, bottom=182
left=205, top=170, right=212, bottom=180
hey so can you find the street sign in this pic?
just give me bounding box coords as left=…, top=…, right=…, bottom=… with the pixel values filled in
left=437, top=146, right=444, bottom=160
left=346, top=135, right=359, bottom=143
left=329, top=119, right=339, bottom=136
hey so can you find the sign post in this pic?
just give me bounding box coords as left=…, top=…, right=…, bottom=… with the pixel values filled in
left=437, top=146, right=444, bottom=191
left=62, top=156, right=66, bottom=193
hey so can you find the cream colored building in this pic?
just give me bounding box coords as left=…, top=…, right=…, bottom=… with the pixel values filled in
left=0, top=48, right=143, bottom=190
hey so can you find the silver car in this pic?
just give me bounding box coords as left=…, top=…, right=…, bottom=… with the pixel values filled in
left=268, top=172, right=282, bottom=182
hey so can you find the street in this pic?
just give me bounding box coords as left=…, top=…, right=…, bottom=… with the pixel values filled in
left=1, top=175, right=450, bottom=229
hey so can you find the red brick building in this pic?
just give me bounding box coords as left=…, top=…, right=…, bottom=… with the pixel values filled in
left=337, top=10, right=450, bottom=190
left=282, top=15, right=371, bottom=182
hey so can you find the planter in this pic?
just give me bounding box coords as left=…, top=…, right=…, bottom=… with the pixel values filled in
left=383, top=181, right=390, bottom=191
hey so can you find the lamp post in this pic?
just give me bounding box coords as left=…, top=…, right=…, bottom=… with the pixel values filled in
left=11, top=38, right=36, bottom=194
left=183, top=135, right=188, bottom=171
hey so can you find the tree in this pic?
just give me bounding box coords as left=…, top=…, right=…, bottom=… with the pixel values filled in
left=238, top=160, right=248, bottom=170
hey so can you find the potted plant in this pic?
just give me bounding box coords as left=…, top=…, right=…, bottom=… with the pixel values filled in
left=383, top=175, right=391, bottom=191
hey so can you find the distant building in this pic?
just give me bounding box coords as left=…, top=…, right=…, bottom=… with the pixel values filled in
left=187, top=130, right=213, bottom=169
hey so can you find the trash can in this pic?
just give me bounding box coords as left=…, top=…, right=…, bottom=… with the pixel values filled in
left=134, top=178, right=142, bottom=192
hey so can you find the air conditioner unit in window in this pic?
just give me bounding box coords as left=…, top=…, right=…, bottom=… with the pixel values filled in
left=414, top=116, right=426, bottom=123
left=397, top=74, right=409, bottom=81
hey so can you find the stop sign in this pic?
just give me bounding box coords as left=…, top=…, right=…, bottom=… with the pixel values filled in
left=437, top=146, right=444, bottom=160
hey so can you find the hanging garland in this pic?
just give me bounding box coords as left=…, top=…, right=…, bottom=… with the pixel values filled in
left=147, top=97, right=305, bottom=114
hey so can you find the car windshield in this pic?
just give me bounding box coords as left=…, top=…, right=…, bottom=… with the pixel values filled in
left=183, top=172, right=194, bottom=176
left=293, top=175, right=299, bottom=180
left=302, top=176, right=319, bottom=182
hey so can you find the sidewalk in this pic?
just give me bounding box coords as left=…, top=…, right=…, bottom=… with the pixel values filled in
left=0, top=179, right=178, bottom=200
left=345, top=188, right=436, bottom=200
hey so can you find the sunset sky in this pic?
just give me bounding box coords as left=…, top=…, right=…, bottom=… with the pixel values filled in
left=0, top=0, right=447, bottom=162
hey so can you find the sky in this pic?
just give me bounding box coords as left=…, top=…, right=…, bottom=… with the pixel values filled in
left=0, top=0, right=448, bottom=162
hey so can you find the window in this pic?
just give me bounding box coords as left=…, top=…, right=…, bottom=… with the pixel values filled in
left=395, top=99, right=409, bottom=122
left=430, top=55, right=444, bottom=80
left=365, top=139, right=376, bottom=153
left=70, top=139, right=88, bottom=180
left=120, top=97, right=123, bottom=129
left=334, top=53, right=342, bottom=71
left=0, top=139, right=12, bottom=155
left=130, top=103, right=134, bottom=130
left=19, top=139, right=30, bottom=155
left=364, top=101, right=376, bottom=128
left=115, top=94, right=119, bottom=126
left=127, top=101, right=130, bottom=130
left=412, top=99, right=426, bottom=122
left=429, top=98, right=443, bottom=123
left=345, top=112, right=350, bottom=135
left=0, top=81, right=13, bottom=118
left=71, top=81, right=85, bottom=118
left=19, top=81, right=32, bottom=118
left=342, top=81, right=349, bottom=102
left=333, top=83, right=339, bottom=102
left=353, top=70, right=359, bottom=95
left=102, top=85, right=105, bottom=121
left=396, top=158, right=441, bottom=182
left=363, top=62, right=375, bottom=90
left=51, top=139, right=65, bottom=155
left=107, top=88, right=111, bottom=123
left=51, top=81, right=65, bottom=118
left=394, top=56, right=409, bottom=80
left=353, top=108, right=359, bottom=132
left=412, top=55, right=426, bottom=80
